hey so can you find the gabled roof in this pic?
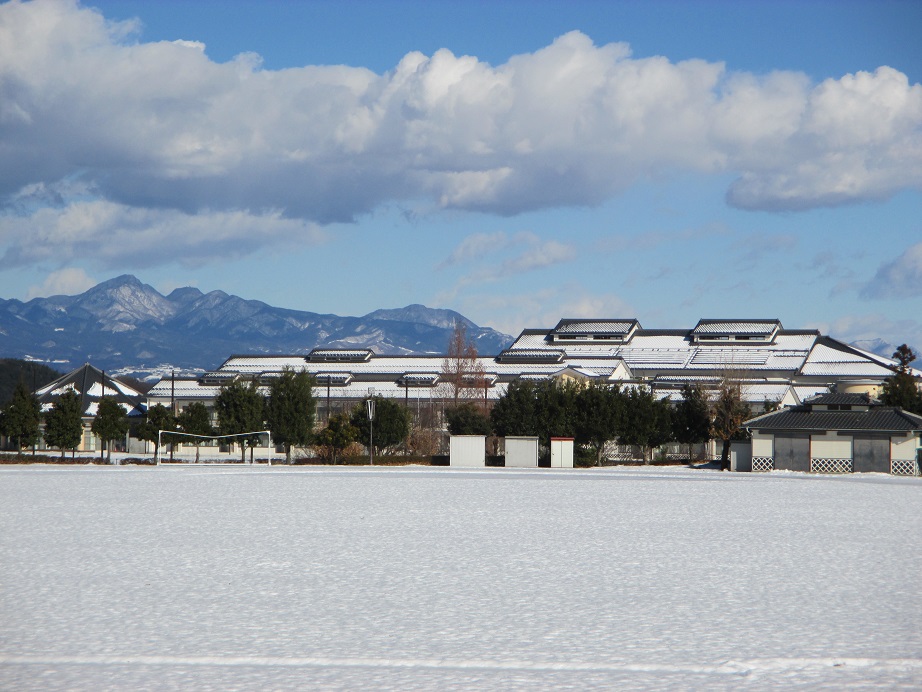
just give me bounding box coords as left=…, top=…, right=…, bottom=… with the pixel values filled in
left=744, top=402, right=922, bottom=433
left=35, top=363, right=145, bottom=417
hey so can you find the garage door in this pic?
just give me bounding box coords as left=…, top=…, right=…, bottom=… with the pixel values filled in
left=774, top=434, right=810, bottom=472
left=853, top=435, right=890, bottom=473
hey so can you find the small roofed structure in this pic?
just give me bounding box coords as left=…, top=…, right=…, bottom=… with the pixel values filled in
left=34, top=363, right=147, bottom=453
left=744, top=392, right=922, bottom=476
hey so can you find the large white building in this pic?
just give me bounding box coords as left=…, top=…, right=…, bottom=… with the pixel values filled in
left=147, top=318, right=910, bottom=420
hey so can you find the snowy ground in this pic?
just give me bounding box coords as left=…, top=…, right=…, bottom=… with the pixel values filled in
left=1, top=465, right=919, bottom=691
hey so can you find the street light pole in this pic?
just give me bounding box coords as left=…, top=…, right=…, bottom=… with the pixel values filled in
left=366, top=397, right=375, bottom=465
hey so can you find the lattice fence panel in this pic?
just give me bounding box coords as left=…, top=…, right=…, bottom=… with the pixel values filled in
left=891, top=459, right=919, bottom=476
left=751, top=456, right=774, bottom=472
left=810, top=458, right=852, bottom=474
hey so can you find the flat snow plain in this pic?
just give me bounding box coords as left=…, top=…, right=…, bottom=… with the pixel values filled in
left=1, top=464, right=920, bottom=691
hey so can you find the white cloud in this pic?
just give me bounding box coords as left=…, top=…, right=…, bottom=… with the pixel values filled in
left=0, top=0, right=920, bottom=270
left=861, top=242, right=922, bottom=298
left=466, top=286, right=634, bottom=337
left=435, top=232, right=576, bottom=304
left=0, top=201, right=326, bottom=268
left=25, top=267, right=97, bottom=299
left=439, top=232, right=511, bottom=268
left=812, top=313, right=922, bottom=357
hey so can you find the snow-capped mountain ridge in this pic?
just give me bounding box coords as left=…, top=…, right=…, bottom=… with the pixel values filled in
left=0, top=275, right=513, bottom=376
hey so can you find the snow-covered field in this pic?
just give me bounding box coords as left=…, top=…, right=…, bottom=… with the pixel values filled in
left=1, top=465, right=919, bottom=690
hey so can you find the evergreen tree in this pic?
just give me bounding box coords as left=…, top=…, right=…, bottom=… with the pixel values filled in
left=177, top=402, right=215, bottom=462
left=574, top=381, right=624, bottom=466
left=350, top=397, right=411, bottom=457
left=315, top=412, right=359, bottom=464
left=446, top=401, right=492, bottom=436
left=0, top=380, right=42, bottom=453
left=92, top=397, right=129, bottom=463
left=215, top=379, right=265, bottom=463
left=490, top=379, right=540, bottom=437
left=535, top=379, right=579, bottom=446
left=619, top=387, right=673, bottom=464
left=135, top=403, right=176, bottom=461
left=672, top=383, right=711, bottom=462
left=43, top=390, right=84, bottom=460
left=879, top=344, right=922, bottom=414
left=266, top=368, right=316, bottom=463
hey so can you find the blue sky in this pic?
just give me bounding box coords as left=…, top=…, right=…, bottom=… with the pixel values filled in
left=0, top=0, right=920, bottom=350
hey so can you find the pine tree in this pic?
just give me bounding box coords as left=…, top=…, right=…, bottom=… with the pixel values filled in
left=574, top=381, right=624, bottom=466
left=266, top=368, right=316, bottom=464
left=315, top=413, right=358, bottom=464
left=879, top=344, right=922, bottom=415
left=350, top=397, right=411, bottom=457
left=0, top=380, right=42, bottom=453
left=215, top=379, right=265, bottom=463
left=446, top=401, right=492, bottom=436
left=135, top=403, right=176, bottom=461
left=91, top=397, right=128, bottom=463
left=673, top=383, right=711, bottom=462
left=490, top=379, right=540, bottom=438
left=177, top=402, right=215, bottom=463
left=43, top=390, right=84, bottom=460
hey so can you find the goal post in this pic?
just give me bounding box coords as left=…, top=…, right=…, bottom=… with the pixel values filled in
left=156, top=430, right=273, bottom=465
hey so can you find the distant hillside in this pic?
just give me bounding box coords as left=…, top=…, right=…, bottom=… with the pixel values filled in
left=0, top=359, right=62, bottom=406
left=0, top=275, right=514, bottom=380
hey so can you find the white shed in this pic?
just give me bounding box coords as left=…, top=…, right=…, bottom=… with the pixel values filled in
left=450, top=435, right=486, bottom=467
left=505, top=436, right=539, bottom=467
left=550, top=437, right=574, bottom=468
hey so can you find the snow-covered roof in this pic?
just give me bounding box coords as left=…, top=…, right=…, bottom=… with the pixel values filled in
left=144, top=319, right=900, bottom=407
left=35, top=363, right=145, bottom=417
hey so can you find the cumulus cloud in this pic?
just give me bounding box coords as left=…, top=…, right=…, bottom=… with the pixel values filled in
left=861, top=242, right=922, bottom=298
left=0, top=201, right=326, bottom=268
left=466, top=286, right=634, bottom=337
left=0, top=0, right=920, bottom=268
left=812, top=313, right=922, bottom=360
left=25, top=267, right=97, bottom=299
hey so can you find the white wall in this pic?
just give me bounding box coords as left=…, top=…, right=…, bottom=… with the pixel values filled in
left=810, top=432, right=852, bottom=459
left=751, top=433, right=773, bottom=458
left=505, top=436, right=538, bottom=467
left=891, top=433, right=920, bottom=461
left=450, top=435, right=486, bottom=467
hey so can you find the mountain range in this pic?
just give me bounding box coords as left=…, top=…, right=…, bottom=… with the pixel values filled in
left=0, top=275, right=513, bottom=379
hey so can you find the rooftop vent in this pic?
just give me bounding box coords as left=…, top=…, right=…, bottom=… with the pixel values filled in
left=307, top=349, right=373, bottom=363
left=550, top=319, right=639, bottom=343
left=497, top=348, right=565, bottom=364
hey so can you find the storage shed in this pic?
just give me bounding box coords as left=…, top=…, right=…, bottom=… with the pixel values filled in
left=743, top=393, right=921, bottom=475
left=550, top=437, right=574, bottom=468
left=449, top=435, right=486, bottom=467
left=505, top=436, right=539, bottom=467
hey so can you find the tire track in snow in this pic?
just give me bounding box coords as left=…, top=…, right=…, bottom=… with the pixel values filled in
left=1, top=654, right=920, bottom=675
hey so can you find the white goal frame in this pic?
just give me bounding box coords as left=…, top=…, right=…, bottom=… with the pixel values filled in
left=156, top=430, right=273, bottom=465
